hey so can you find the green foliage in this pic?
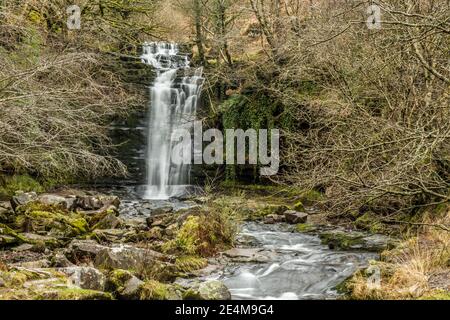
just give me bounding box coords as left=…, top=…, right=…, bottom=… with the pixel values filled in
left=355, top=212, right=386, bottom=234
left=139, top=280, right=170, bottom=300
left=0, top=175, right=44, bottom=197
left=15, top=202, right=89, bottom=237
left=163, top=205, right=238, bottom=257
left=175, top=256, right=208, bottom=273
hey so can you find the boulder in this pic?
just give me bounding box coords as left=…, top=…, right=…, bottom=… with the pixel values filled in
left=58, top=266, right=106, bottom=291
left=51, top=252, right=75, bottom=268
left=284, top=210, right=308, bottom=224
left=92, top=229, right=130, bottom=242
left=0, top=202, right=13, bottom=223
left=223, top=248, right=274, bottom=263
left=121, top=276, right=145, bottom=300
left=319, top=229, right=398, bottom=252
left=76, top=195, right=120, bottom=211
left=37, top=194, right=68, bottom=210
left=108, top=269, right=145, bottom=300
left=264, top=214, right=285, bottom=224
left=92, top=212, right=122, bottom=230
left=0, top=223, right=26, bottom=247
left=94, top=244, right=170, bottom=271
left=183, top=280, right=231, bottom=300
left=67, top=240, right=109, bottom=261
left=11, top=192, right=37, bottom=210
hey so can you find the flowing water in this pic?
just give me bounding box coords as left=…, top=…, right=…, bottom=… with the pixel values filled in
left=140, top=42, right=204, bottom=200
left=208, top=223, right=377, bottom=300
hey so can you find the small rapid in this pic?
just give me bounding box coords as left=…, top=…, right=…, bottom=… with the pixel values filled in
left=208, top=223, right=377, bottom=300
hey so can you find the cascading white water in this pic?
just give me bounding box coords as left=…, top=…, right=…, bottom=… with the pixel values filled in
left=140, top=42, right=204, bottom=200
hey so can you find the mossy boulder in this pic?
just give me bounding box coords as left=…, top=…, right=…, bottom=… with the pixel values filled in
left=296, top=223, right=318, bottom=233
left=107, top=269, right=144, bottom=300
left=319, top=229, right=396, bottom=252
left=0, top=223, right=27, bottom=247
left=139, top=280, right=181, bottom=300
left=15, top=202, right=89, bottom=238
left=182, top=280, right=231, bottom=300
left=175, top=256, right=208, bottom=274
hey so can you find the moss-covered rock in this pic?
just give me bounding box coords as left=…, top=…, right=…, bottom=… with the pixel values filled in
left=182, top=280, right=231, bottom=300
left=0, top=223, right=27, bottom=247
left=296, top=223, right=318, bottom=233
left=139, top=280, right=181, bottom=300
left=15, top=202, right=89, bottom=238
left=175, top=256, right=208, bottom=273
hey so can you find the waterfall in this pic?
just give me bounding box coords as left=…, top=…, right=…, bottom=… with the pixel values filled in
left=141, top=42, right=204, bottom=200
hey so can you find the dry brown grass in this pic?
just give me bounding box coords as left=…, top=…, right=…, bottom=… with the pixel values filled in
left=347, top=207, right=450, bottom=299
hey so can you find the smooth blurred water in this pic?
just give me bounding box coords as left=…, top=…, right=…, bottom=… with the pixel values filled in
left=210, top=223, right=377, bottom=300
left=140, top=42, right=203, bottom=200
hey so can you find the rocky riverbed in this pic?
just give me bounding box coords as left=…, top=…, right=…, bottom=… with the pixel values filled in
left=0, top=188, right=397, bottom=300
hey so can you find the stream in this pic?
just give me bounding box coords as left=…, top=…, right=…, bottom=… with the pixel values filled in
left=207, top=222, right=377, bottom=300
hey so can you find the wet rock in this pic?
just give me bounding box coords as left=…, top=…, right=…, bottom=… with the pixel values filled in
left=284, top=210, right=308, bottom=224
left=319, top=229, right=397, bottom=252
left=37, top=194, right=68, bottom=210
left=12, top=259, right=51, bottom=268
left=58, top=266, right=106, bottom=291
left=12, top=244, right=34, bottom=252
left=183, top=280, right=231, bottom=300
left=264, top=214, right=285, bottom=224
left=223, top=248, right=273, bottom=263
left=94, top=244, right=170, bottom=271
left=11, top=192, right=37, bottom=210
left=75, top=196, right=104, bottom=211
left=0, top=202, right=13, bottom=223
left=108, top=269, right=144, bottom=300
left=92, top=212, right=122, bottom=230
left=152, top=206, right=174, bottom=215
left=0, top=223, right=26, bottom=247
left=67, top=240, right=108, bottom=261
left=52, top=252, right=75, bottom=268
left=92, top=229, right=130, bottom=242
left=122, top=217, right=147, bottom=231
left=121, top=276, right=145, bottom=299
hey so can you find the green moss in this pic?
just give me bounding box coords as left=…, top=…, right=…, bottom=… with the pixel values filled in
left=163, top=216, right=200, bottom=255
left=40, top=288, right=113, bottom=300
left=0, top=175, right=44, bottom=197
left=298, top=190, right=324, bottom=205
left=296, top=223, right=317, bottom=233
left=419, top=290, right=450, bottom=300
left=15, top=202, right=89, bottom=237
left=108, top=269, right=133, bottom=292
left=355, top=212, right=385, bottom=234
left=175, top=256, right=208, bottom=273
left=139, top=280, right=170, bottom=300
left=293, top=201, right=305, bottom=211
left=319, top=231, right=365, bottom=250
left=0, top=223, right=28, bottom=245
